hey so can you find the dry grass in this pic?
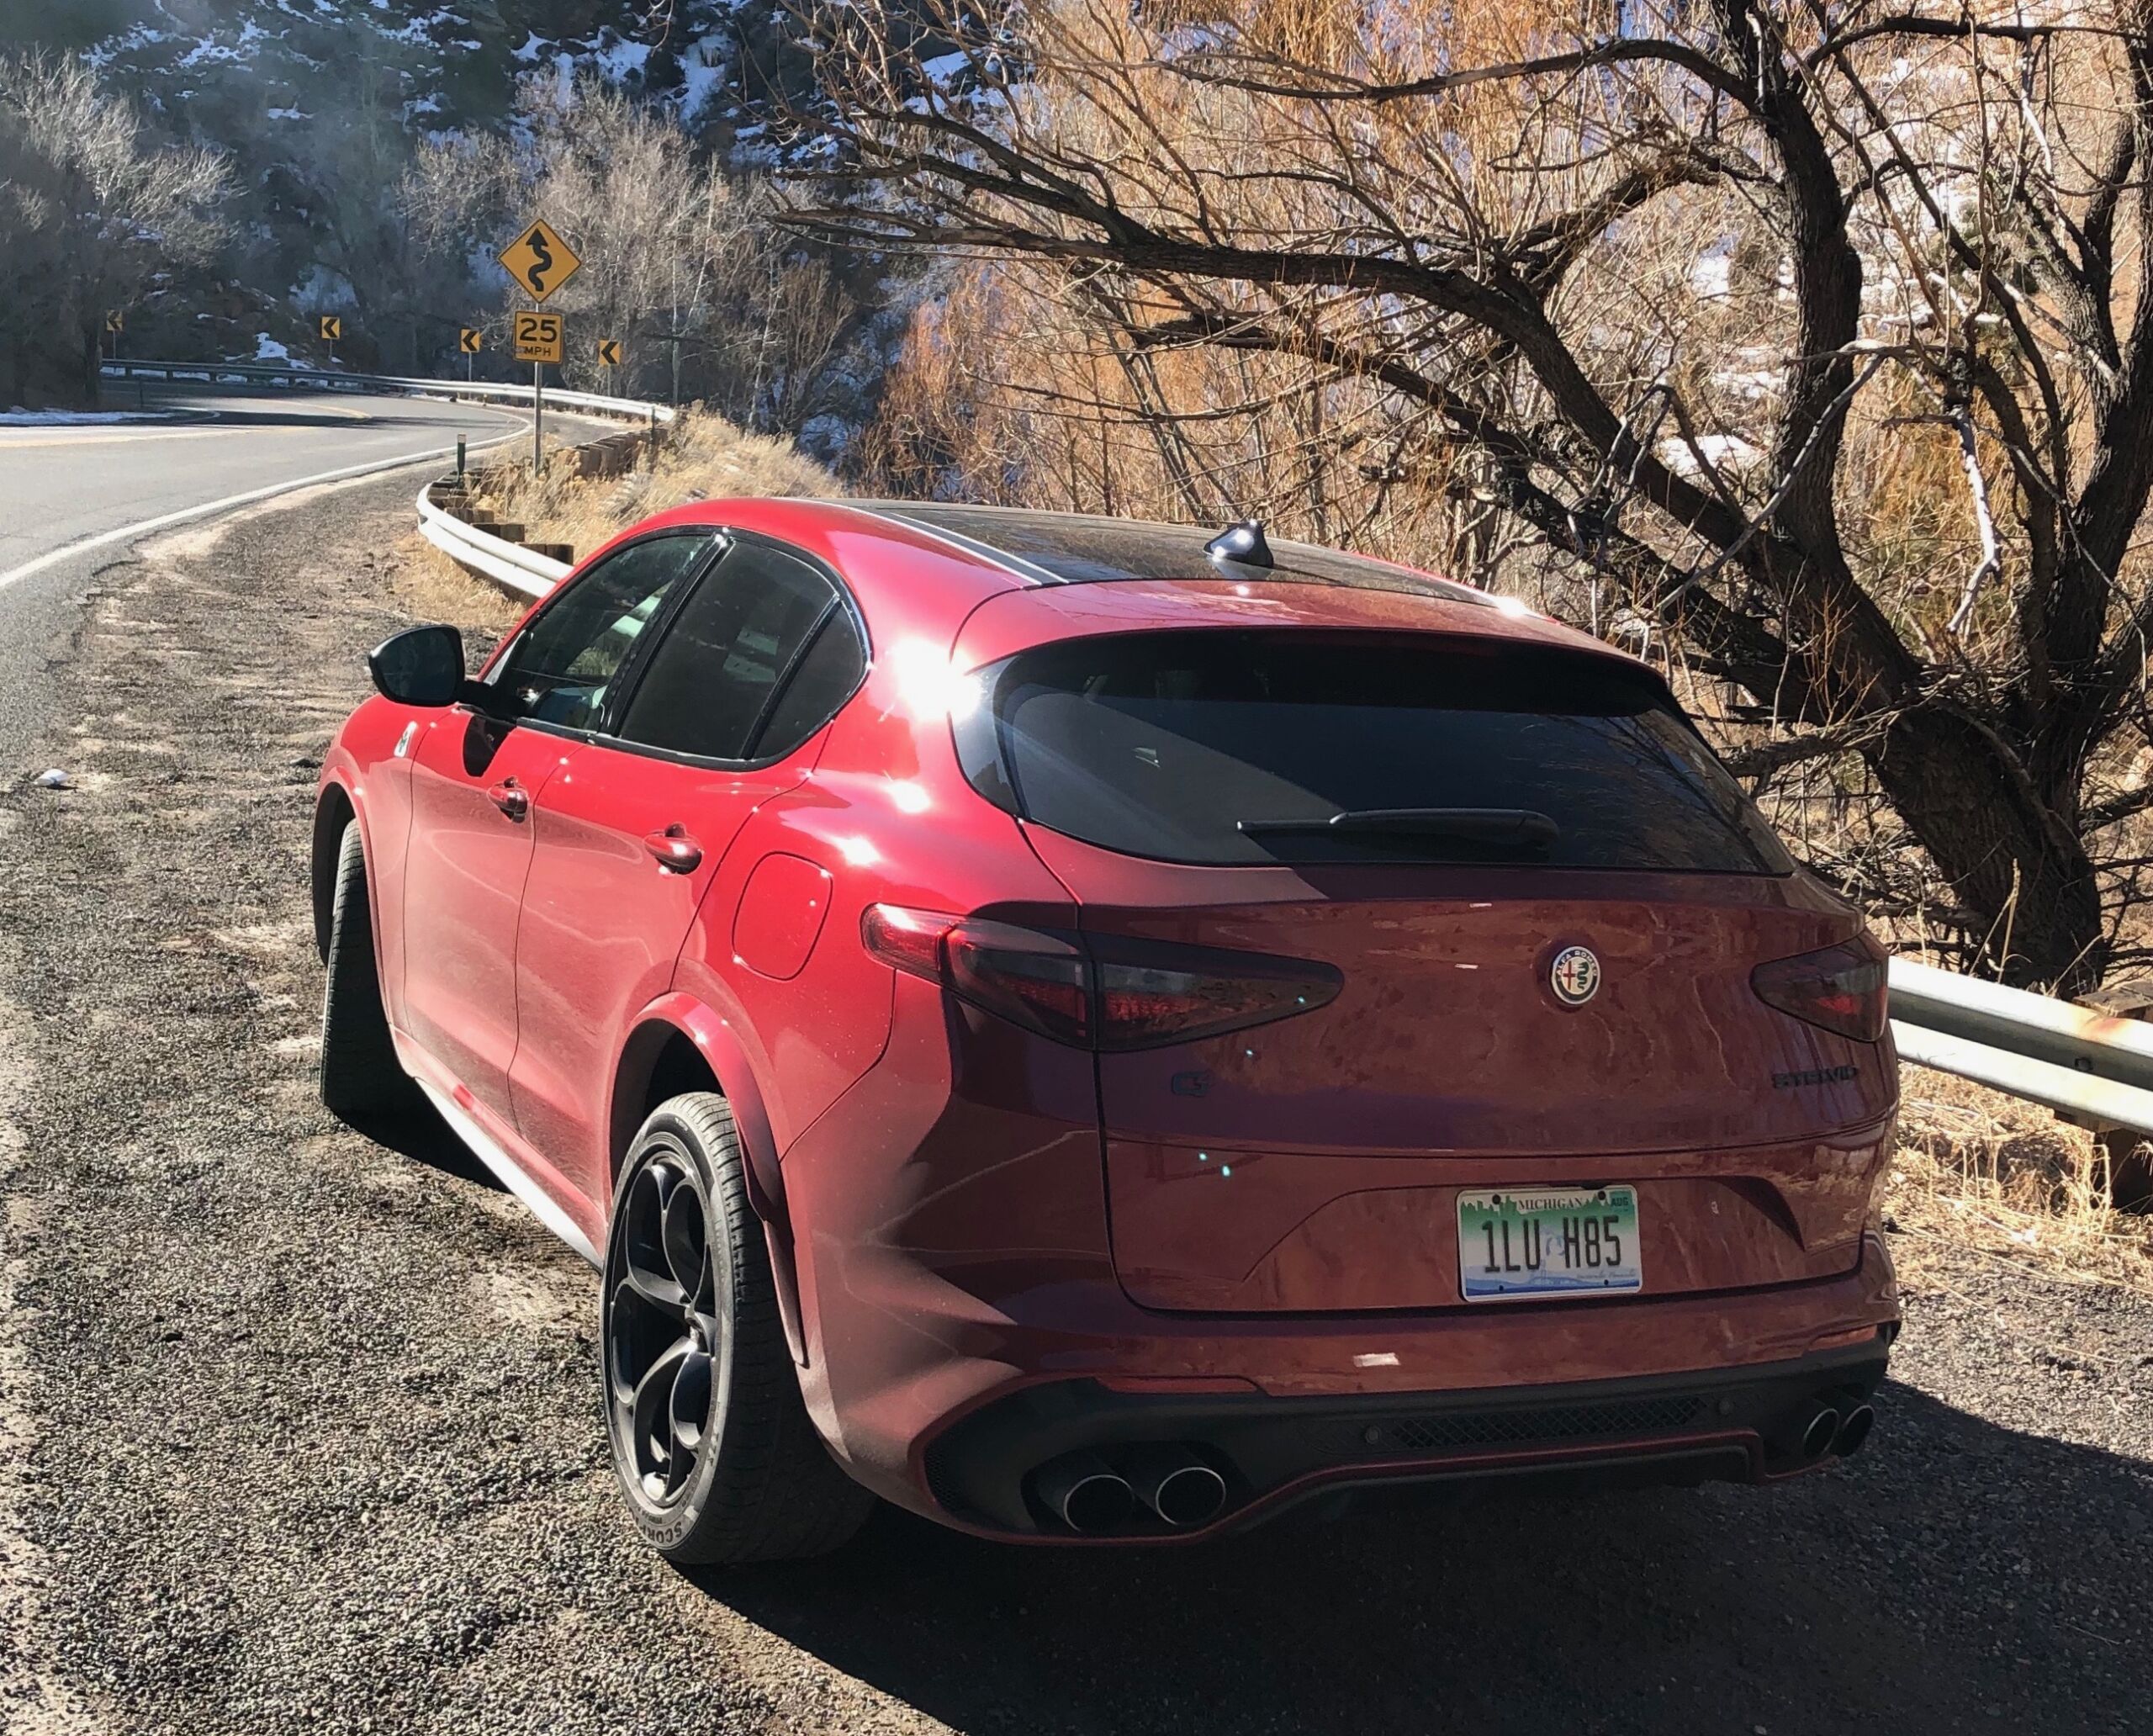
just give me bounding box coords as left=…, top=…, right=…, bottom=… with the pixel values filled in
left=392, top=535, right=526, bottom=637
left=1888, top=1066, right=2153, bottom=1295
left=473, top=409, right=840, bottom=567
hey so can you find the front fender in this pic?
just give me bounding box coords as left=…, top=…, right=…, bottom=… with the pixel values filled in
left=315, top=695, right=416, bottom=1012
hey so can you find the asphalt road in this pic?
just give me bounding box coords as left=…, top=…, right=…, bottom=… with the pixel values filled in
left=0, top=384, right=525, bottom=773
left=0, top=472, right=2148, bottom=1735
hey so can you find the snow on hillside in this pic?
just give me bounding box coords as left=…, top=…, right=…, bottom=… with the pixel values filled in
left=86, top=3, right=764, bottom=144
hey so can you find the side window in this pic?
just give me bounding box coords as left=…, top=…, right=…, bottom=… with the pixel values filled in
left=492, top=534, right=713, bottom=732
left=750, top=610, right=867, bottom=759
left=617, top=542, right=863, bottom=761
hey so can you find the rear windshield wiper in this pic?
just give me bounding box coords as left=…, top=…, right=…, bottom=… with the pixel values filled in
left=1237, top=807, right=1561, bottom=849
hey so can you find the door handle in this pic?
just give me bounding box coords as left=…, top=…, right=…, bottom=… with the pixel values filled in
left=644, top=825, right=703, bottom=874
left=487, top=778, right=530, bottom=821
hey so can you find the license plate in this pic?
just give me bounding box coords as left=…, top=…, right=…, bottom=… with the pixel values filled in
left=1457, top=1186, right=1643, bottom=1300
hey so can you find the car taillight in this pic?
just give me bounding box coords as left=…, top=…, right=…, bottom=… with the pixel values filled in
left=1750, top=939, right=1888, bottom=1042
left=945, top=918, right=1092, bottom=1046
left=860, top=904, right=1341, bottom=1051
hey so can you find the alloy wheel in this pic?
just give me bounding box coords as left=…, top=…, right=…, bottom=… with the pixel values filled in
left=605, top=1147, right=727, bottom=1507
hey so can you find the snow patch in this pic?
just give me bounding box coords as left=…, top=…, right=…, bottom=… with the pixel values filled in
left=1658, top=433, right=1766, bottom=479
left=1691, top=236, right=1736, bottom=300
left=0, top=408, right=183, bottom=426
left=680, top=36, right=731, bottom=121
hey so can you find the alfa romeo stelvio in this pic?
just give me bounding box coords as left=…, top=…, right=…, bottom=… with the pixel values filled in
left=313, top=501, right=1898, bottom=1561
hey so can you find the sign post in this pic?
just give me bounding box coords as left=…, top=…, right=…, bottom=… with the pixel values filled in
left=511, top=311, right=566, bottom=474
left=103, top=310, right=124, bottom=363
left=597, top=337, right=623, bottom=371
left=497, top=220, right=583, bottom=479
left=458, top=326, right=483, bottom=383
left=319, top=315, right=341, bottom=363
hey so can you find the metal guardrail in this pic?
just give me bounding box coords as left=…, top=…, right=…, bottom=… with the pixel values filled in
left=100, top=357, right=677, bottom=426
left=99, top=357, right=672, bottom=601
left=415, top=479, right=573, bottom=599
left=1888, top=956, right=2153, bottom=1136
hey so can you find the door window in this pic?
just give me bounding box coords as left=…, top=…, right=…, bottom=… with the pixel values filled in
left=490, top=533, right=714, bottom=732
left=617, top=541, right=865, bottom=762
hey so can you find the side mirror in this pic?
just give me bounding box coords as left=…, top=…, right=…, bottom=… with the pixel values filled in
left=368, top=625, right=465, bottom=708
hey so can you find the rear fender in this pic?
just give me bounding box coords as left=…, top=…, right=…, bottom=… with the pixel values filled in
left=610, top=995, right=807, bottom=1368
left=611, top=992, right=786, bottom=1225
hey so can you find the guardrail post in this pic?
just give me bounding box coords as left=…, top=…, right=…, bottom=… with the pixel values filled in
left=456, top=438, right=466, bottom=483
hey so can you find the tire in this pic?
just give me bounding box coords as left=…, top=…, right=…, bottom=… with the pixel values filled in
left=319, top=819, right=424, bottom=1131
left=601, top=1092, right=874, bottom=1564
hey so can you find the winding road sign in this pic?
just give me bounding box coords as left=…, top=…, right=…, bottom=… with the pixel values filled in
left=597, top=338, right=622, bottom=368
left=458, top=328, right=484, bottom=355
left=498, top=220, right=582, bottom=305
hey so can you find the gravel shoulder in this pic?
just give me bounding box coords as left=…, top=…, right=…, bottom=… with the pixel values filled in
left=0, top=477, right=2147, bottom=1736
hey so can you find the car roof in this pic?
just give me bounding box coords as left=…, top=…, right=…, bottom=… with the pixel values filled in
left=620, top=496, right=1620, bottom=659
left=840, top=500, right=1500, bottom=604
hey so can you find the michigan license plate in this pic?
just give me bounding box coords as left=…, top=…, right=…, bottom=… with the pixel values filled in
left=1457, top=1186, right=1643, bottom=1300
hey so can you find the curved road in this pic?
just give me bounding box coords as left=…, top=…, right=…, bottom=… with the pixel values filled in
left=0, top=384, right=526, bottom=770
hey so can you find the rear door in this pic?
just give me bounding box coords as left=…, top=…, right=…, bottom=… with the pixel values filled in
left=399, top=532, right=712, bottom=1123
left=509, top=535, right=867, bottom=1208
left=960, top=627, right=1896, bottom=1310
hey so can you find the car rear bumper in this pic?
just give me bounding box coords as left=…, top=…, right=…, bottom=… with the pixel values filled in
left=778, top=975, right=1901, bottom=1540
left=918, top=1337, right=1892, bottom=1542
left=790, top=1208, right=1899, bottom=1539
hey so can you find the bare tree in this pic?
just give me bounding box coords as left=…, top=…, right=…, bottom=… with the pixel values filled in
left=800, top=0, right=2153, bottom=990
left=0, top=52, right=226, bottom=404
left=405, top=76, right=872, bottom=434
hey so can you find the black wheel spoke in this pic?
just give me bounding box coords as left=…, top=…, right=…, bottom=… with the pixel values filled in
left=630, top=1338, right=692, bottom=1497
left=669, top=1346, right=713, bottom=1454
left=622, top=1158, right=690, bottom=1315
left=661, top=1183, right=709, bottom=1306
left=623, top=1257, right=687, bottom=1316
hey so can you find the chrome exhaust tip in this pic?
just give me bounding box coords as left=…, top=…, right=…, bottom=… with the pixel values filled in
left=1833, top=1402, right=1876, bottom=1458
left=1121, top=1447, right=1229, bottom=1529
left=1033, top=1452, right=1135, bottom=1534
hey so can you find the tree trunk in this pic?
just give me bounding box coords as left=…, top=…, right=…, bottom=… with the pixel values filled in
left=1871, top=704, right=2106, bottom=990
left=80, top=324, right=103, bottom=408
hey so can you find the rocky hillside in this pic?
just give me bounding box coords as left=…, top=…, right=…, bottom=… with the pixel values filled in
left=40, top=3, right=815, bottom=370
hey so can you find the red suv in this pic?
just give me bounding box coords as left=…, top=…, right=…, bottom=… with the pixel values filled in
left=315, top=501, right=1899, bottom=1563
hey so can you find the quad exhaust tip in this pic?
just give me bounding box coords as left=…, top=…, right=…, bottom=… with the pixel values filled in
left=1033, top=1453, right=1135, bottom=1534
left=1833, top=1401, right=1875, bottom=1458
left=1789, top=1394, right=1876, bottom=1463
left=1796, top=1401, right=1842, bottom=1461
left=1123, top=1447, right=1229, bottom=1529
left=1032, top=1445, right=1228, bottom=1533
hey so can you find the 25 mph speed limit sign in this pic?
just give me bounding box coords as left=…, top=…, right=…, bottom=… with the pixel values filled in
left=513, top=312, right=564, bottom=365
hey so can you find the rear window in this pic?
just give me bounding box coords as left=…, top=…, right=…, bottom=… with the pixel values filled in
left=953, top=632, right=1793, bottom=873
